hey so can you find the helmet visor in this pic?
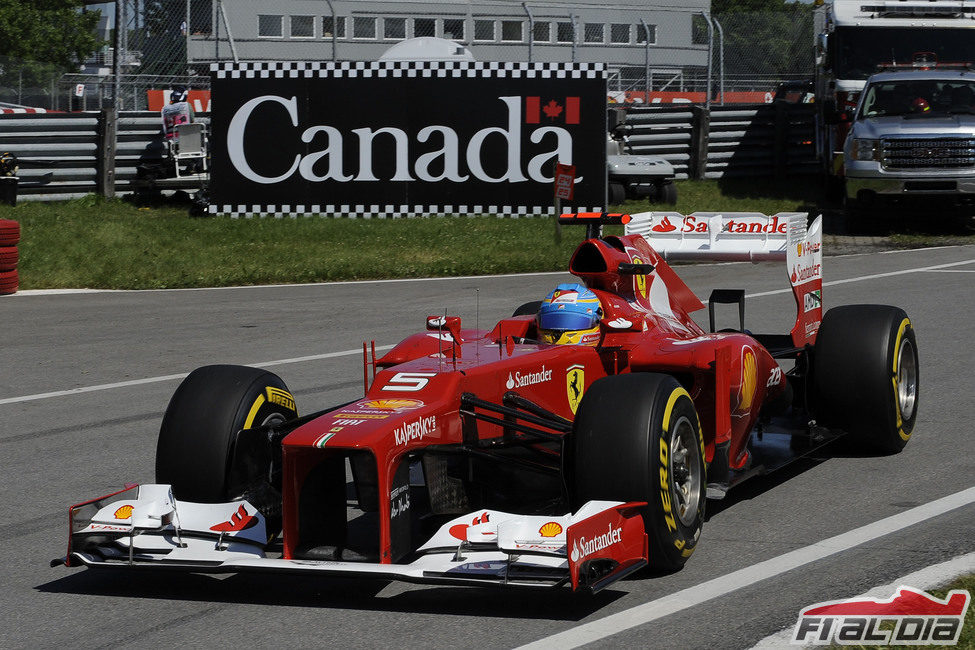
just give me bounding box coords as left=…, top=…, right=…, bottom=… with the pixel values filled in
left=538, top=309, right=596, bottom=331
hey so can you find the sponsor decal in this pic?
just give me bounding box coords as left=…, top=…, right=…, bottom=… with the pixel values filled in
left=449, top=512, right=490, bottom=541
left=513, top=542, right=567, bottom=552
left=361, top=399, right=424, bottom=411
left=210, top=504, right=258, bottom=532
left=566, top=364, right=586, bottom=414
left=767, top=366, right=783, bottom=388
left=505, top=365, right=553, bottom=390
left=606, top=317, right=633, bottom=329
left=652, top=215, right=789, bottom=235
left=631, top=255, right=649, bottom=300
left=792, top=586, right=971, bottom=646
left=791, top=261, right=822, bottom=285
left=390, top=484, right=411, bottom=519
left=88, top=523, right=130, bottom=532
left=393, top=415, right=437, bottom=446
left=381, top=371, right=437, bottom=392
left=804, top=289, right=822, bottom=313
left=651, top=216, right=677, bottom=232
left=114, top=505, right=133, bottom=520
left=538, top=522, right=564, bottom=538
left=739, top=347, right=757, bottom=412
left=265, top=386, right=296, bottom=412
left=569, top=523, right=623, bottom=562
left=313, top=432, right=336, bottom=447
left=805, top=319, right=821, bottom=337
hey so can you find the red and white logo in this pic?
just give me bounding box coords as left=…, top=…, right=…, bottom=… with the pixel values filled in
left=792, top=586, right=971, bottom=646
left=210, top=504, right=258, bottom=532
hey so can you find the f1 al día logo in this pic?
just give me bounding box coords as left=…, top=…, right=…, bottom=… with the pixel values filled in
left=792, top=585, right=971, bottom=645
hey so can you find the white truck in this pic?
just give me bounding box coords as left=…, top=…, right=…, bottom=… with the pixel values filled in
left=843, top=67, right=975, bottom=210
left=814, top=0, right=975, bottom=201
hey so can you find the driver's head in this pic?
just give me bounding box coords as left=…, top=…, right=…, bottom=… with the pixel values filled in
left=170, top=87, right=188, bottom=103
left=537, top=283, right=602, bottom=346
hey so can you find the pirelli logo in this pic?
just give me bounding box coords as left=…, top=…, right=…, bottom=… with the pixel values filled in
left=266, top=387, right=296, bottom=413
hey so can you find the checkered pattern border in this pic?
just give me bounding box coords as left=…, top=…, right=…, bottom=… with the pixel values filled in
left=211, top=60, right=606, bottom=80
left=208, top=204, right=603, bottom=217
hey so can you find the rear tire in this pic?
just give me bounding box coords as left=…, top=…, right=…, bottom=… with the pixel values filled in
left=156, top=365, right=298, bottom=502
left=812, top=305, right=918, bottom=453
left=573, top=373, right=705, bottom=571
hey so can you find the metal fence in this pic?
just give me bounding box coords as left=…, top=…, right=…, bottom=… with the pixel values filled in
left=0, top=111, right=208, bottom=200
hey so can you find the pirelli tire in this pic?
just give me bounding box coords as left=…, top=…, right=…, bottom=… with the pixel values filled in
left=156, top=365, right=298, bottom=503
left=572, top=372, right=706, bottom=572
left=0, top=218, right=18, bottom=246
left=812, top=305, right=918, bottom=454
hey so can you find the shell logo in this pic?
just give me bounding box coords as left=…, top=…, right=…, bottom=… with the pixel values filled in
left=362, top=398, right=423, bottom=410
left=114, top=504, right=134, bottom=520
left=539, top=522, right=563, bottom=538
left=797, top=242, right=804, bottom=256
left=740, top=348, right=757, bottom=411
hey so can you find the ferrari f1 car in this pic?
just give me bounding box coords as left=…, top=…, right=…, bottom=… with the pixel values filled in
left=55, top=211, right=919, bottom=593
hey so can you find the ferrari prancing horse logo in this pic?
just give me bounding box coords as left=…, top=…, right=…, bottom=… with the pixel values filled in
left=567, top=365, right=585, bottom=414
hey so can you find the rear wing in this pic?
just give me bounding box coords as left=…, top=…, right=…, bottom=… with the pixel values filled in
left=626, top=211, right=823, bottom=346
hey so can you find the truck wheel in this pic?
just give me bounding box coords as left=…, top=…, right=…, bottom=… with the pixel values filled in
left=657, top=181, right=678, bottom=206
left=812, top=305, right=918, bottom=453
left=572, top=373, right=705, bottom=572
left=156, top=365, right=298, bottom=502
left=608, top=182, right=626, bottom=206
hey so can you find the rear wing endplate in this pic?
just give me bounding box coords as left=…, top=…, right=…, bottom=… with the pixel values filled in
left=625, top=211, right=823, bottom=346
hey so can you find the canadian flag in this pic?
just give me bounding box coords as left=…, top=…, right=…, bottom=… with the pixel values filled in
left=525, top=97, right=580, bottom=124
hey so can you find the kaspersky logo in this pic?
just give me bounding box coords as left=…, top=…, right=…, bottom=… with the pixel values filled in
left=569, top=523, right=622, bottom=563
left=792, top=586, right=971, bottom=645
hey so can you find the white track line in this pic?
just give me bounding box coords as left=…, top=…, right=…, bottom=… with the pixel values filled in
left=518, top=486, right=975, bottom=650
left=4, top=257, right=974, bottom=406
left=11, top=270, right=571, bottom=296
left=746, top=258, right=975, bottom=299
left=0, top=345, right=394, bottom=406
left=751, top=551, right=975, bottom=649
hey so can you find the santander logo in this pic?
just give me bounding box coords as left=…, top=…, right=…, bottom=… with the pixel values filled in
left=651, top=216, right=677, bottom=232
left=569, top=523, right=623, bottom=562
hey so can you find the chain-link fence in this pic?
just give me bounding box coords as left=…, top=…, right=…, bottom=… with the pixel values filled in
left=7, top=2, right=817, bottom=111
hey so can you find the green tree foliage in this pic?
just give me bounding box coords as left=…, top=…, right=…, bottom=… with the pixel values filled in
left=712, top=1, right=815, bottom=85
left=0, top=0, right=101, bottom=69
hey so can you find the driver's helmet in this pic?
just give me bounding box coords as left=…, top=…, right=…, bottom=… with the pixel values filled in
left=911, top=97, right=930, bottom=113
left=537, top=283, right=602, bottom=346
left=170, top=87, right=188, bottom=103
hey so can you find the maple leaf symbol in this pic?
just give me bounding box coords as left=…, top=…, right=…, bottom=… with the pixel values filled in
left=542, top=100, right=563, bottom=120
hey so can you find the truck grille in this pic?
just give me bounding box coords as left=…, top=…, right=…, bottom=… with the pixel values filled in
left=882, top=138, right=975, bottom=170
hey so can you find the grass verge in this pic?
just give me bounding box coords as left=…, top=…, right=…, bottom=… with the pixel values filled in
left=1, top=179, right=969, bottom=290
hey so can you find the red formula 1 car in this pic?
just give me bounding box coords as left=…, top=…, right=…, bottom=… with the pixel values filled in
left=55, top=212, right=919, bottom=593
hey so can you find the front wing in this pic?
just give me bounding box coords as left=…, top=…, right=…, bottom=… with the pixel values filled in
left=55, top=484, right=648, bottom=594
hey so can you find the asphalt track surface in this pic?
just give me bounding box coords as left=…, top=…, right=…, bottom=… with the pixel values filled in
left=1, top=244, right=973, bottom=649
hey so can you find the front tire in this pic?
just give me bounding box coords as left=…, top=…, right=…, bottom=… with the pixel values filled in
left=572, top=373, right=705, bottom=571
left=156, top=364, right=298, bottom=502
left=812, top=305, right=918, bottom=453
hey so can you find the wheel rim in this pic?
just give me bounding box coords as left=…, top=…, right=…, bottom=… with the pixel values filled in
left=669, top=415, right=702, bottom=527
left=896, top=338, right=917, bottom=422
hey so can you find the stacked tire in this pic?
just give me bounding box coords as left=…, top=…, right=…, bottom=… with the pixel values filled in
left=0, top=218, right=19, bottom=295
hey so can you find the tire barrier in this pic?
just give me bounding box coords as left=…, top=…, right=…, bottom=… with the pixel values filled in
left=0, top=218, right=19, bottom=294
